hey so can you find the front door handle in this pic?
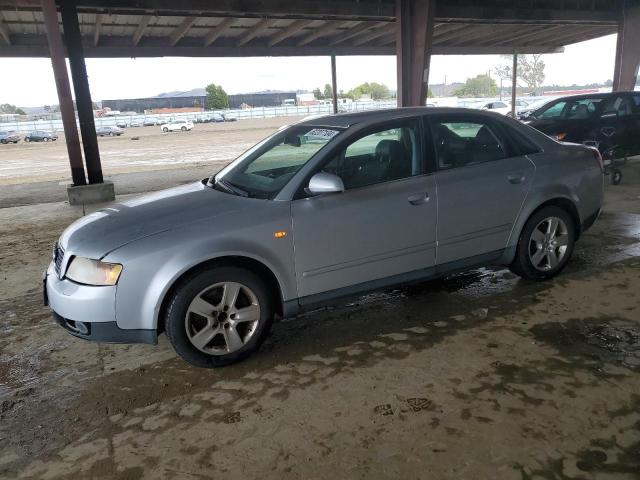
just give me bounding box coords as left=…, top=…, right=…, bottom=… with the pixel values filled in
left=408, top=192, right=429, bottom=205
left=507, top=174, right=525, bottom=184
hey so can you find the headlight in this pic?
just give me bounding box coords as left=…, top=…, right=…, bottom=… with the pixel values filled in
left=65, top=257, right=123, bottom=286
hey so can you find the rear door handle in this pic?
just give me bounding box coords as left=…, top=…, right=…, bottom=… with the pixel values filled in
left=408, top=193, right=429, bottom=205
left=507, top=174, right=525, bottom=184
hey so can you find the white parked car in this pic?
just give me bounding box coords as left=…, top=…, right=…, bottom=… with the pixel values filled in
left=478, top=101, right=511, bottom=115
left=161, top=119, right=194, bottom=132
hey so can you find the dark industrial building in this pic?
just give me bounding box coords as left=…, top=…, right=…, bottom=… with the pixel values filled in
left=228, top=91, right=296, bottom=108
left=101, top=89, right=296, bottom=112
left=101, top=88, right=206, bottom=113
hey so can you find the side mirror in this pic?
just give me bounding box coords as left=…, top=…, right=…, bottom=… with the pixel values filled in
left=307, top=172, right=344, bottom=195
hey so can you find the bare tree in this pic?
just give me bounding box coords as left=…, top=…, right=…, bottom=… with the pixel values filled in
left=494, top=54, right=546, bottom=93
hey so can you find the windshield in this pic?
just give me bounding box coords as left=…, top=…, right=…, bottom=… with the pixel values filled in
left=212, top=125, right=341, bottom=199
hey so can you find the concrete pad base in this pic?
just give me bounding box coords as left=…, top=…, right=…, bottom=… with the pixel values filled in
left=67, top=181, right=115, bottom=205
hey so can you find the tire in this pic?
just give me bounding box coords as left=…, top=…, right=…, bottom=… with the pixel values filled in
left=109, top=132, right=114, bottom=136
left=163, top=127, right=169, bottom=133
left=0, top=139, right=6, bottom=144
left=510, top=206, right=576, bottom=281
left=25, top=137, right=30, bottom=142
left=165, top=266, right=274, bottom=368
left=611, top=169, right=622, bottom=185
left=181, top=126, right=187, bottom=131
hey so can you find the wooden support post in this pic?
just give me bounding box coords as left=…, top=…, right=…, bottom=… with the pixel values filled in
left=396, top=0, right=435, bottom=107
left=511, top=53, right=517, bottom=117
left=40, top=0, right=86, bottom=186
left=60, top=0, right=103, bottom=184
left=613, top=2, right=640, bottom=91
left=331, top=54, right=338, bottom=114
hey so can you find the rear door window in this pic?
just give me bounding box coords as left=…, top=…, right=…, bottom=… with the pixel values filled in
left=429, top=117, right=508, bottom=169
left=601, top=95, right=634, bottom=117
left=566, top=98, right=603, bottom=119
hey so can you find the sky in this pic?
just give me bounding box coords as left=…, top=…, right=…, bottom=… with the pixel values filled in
left=0, top=34, right=617, bottom=108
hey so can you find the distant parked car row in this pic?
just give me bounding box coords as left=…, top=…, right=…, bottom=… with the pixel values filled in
left=1, top=130, right=60, bottom=144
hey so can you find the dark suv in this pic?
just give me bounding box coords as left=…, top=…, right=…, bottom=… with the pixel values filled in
left=523, top=91, right=640, bottom=160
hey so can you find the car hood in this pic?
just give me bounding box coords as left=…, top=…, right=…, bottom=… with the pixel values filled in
left=59, top=181, right=251, bottom=258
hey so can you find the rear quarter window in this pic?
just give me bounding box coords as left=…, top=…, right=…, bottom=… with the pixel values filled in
left=496, top=122, right=541, bottom=156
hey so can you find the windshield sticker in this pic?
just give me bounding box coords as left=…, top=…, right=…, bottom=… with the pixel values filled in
left=306, top=128, right=339, bottom=139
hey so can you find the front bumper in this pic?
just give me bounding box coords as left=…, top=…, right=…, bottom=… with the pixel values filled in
left=45, top=262, right=156, bottom=345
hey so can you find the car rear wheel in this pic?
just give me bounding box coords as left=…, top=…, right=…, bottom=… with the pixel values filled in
left=163, top=127, right=169, bottom=132
left=25, top=137, right=30, bottom=142
left=165, top=266, right=274, bottom=368
left=510, top=206, right=576, bottom=281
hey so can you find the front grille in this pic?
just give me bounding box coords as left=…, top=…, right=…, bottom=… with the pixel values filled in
left=53, top=243, right=65, bottom=277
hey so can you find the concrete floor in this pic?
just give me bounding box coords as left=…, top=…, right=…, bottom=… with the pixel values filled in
left=0, top=161, right=639, bottom=480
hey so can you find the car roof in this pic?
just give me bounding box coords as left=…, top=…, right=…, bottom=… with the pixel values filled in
left=296, top=106, right=511, bottom=128
left=548, top=91, right=637, bottom=102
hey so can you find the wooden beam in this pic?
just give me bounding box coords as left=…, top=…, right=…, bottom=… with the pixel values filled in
left=297, top=20, right=350, bottom=46
left=452, top=25, right=513, bottom=46
left=0, top=13, right=10, bottom=45
left=0, top=42, right=566, bottom=58
left=237, top=18, right=271, bottom=46
left=93, top=13, right=101, bottom=46
left=132, top=14, right=152, bottom=46
left=204, top=17, right=235, bottom=46
left=169, top=16, right=197, bottom=46
left=432, top=24, right=474, bottom=44
left=489, top=25, right=563, bottom=46
left=328, top=21, right=377, bottom=45
left=352, top=23, right=395, bottom=46
left=267, top=19, right=313, bottom=47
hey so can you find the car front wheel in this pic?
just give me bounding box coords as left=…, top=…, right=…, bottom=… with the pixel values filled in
left=165, top=267, right=274, bottom=368
left=163, top=127, right=169, bottom=132
left=181, top=126, right=187, bottom=131
left=510, top=206, right=576, bottom=281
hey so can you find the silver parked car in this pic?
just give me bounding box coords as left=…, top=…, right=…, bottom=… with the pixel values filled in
left=45, top=108, right=603, bottom=367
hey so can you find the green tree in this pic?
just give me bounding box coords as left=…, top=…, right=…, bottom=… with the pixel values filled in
left=323, top=83, right=333, bottom=99
left=452, top=74, right=497, bottom=97
left=205, top=83, right=229, bottom=110
left=0, top=103, right=26, bottom=115
left=312, top=87, right=323, bottom=100
left=347, top=82, right=390, bottom=100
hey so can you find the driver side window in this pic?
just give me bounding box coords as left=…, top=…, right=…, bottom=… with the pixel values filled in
left=323, top=123, right=420, bottom=190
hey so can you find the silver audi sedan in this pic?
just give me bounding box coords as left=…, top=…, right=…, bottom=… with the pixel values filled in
left=45, top=108, right=603, bottom=367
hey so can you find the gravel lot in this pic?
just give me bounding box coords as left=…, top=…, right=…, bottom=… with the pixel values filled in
left=0, top=139, right=639, bottom=479
left=0, top=117, right=303, bottom=185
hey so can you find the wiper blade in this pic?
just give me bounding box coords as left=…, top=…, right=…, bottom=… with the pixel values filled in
left=215, top=178, right=249, bottom=197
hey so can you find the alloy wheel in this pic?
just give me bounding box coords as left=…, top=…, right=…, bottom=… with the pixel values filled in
left=528, top=216, right=570, bottom=271
left=184, top=282, right=261, bottom=355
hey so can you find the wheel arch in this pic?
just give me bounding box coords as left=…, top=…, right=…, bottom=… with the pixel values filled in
left=529, top=197, right=581, bottom=238
left=156, top=255, right=285, bottom=335
left=504, top=195, right=582, bottom=265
